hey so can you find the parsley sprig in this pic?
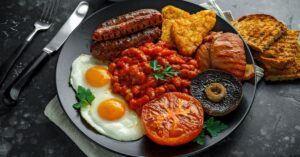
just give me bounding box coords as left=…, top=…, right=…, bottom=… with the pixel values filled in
left=150, top=60, right=178, bottom=81
left=73, top=86, right=95, bottom=110
left=194, top=117, right=228, bottom=145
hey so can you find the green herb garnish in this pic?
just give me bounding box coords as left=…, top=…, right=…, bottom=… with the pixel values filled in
left=193, top=131, right=205, bottom=145
left=194, top=117, right=228, bottom=145
left=150, top=60, right=161, bottom=71
left=204, top=117, right=228, bottom=137
left=150, top=60, right=178, bottom=81
left=154, top=72, right=166, bottom=81
left=73, top=85, right=95, bottom=110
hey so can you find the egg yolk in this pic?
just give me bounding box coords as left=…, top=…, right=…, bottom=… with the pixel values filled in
left=85, top=66, right=110, bottom=87
left=98, top=99, right=126, bottom=121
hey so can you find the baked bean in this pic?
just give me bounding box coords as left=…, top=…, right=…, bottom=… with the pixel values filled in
left=146, top=88, right=155, bottom=99
left=125, top=93, right=133, bottom=101
left=157, top=56, right=169, bottom=66
left=155, top=86, right=166, bottom=95
left=182, top=88, right=189, bottom=94
left=181, top=64, right=190, bottom=69
left=165, top=84, right=176, bottom=92
left=132, top=85, right=140, bottom=95
left=172, top=77, right=181, bottom=87
left=181, top=79, right=190, bottom=87
left=171, top=65, right=181, bottom=70
left=188, top=59, right=198, bottom=67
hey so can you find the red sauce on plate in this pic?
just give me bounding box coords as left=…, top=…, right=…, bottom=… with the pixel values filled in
left=108, top=41, right=200, bottom=114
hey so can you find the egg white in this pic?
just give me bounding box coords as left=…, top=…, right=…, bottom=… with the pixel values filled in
left=70, top=54, right=144, bottom=141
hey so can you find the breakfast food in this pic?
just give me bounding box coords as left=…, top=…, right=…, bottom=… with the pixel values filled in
left=263, top=45, right=300, bottom=81
left=141, top=92, right=204, bottom=146
left=256, top=29, right=299, bottom=70
left=244, top=64, right=255, bottom=80
left=91, top=27, right=161, bottom=61
left=108, top=41, right=200, bottom=113
left=195, top=32, right=247, bottom=80
left=171, top=10, right=216, bottom=56
left=99, top=9, right=160, bottom=27
left=161, top=5, right=190, bottom=19
left=232, top=14, right=287, bottom=52
left=70, top=54, right=144, bottom=141
left=233, top=13, right=300, bottom=81
left=190, top=70, right=243, bottom=116
left=92, top=9, right=162, bottom=41
left=70, top=5, right=254, bottom=146
left=161, top=6, right=190, bottom=46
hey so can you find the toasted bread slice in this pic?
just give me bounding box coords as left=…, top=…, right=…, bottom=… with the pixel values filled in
left=256, top=29, right=299, bottom=69
left=264, top=45, right=300, bottom=81
left=171, top=10, right=216, bottom=56
left=233, top=14, right=287, bottom=52
left=161, top=6, right=190, bottom=46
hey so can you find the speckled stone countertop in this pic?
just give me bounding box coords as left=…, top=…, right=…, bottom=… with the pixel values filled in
left=0, top=0, right=299, bottom=157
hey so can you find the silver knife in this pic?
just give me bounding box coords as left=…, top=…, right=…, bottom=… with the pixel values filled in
left=0, top=1, right=89, bottom=111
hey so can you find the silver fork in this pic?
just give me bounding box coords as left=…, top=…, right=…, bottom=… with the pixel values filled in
left=0, top=0, right=59, bottom=87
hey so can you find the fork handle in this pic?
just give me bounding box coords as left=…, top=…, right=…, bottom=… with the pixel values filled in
left=0, top=41, right=30, bottom=86
left=3, top=51, right=49, bottom=106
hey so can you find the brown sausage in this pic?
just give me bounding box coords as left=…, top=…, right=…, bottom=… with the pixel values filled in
left=92, top=12, right=162, bottom=41
left=99, top=9, right=161, bottom=28
left=91, top=27, right=162, bottom=61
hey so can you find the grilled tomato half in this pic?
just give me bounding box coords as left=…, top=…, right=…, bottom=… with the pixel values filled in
left=141, top=92, right=204, bottom=146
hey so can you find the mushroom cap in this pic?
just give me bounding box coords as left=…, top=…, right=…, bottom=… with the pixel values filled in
left=190, top=69, right=243, bottom=116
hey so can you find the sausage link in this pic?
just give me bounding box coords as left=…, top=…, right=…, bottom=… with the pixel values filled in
left=99, top=9, right=161, bottom=27
left=91, top=27, right=162, bottom=61
left=92, top=12, right=162, bottom=41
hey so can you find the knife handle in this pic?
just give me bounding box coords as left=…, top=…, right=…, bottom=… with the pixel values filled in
left=3, top=51, right=49, bottom=105
left=0, top=41, right=30, bottom=87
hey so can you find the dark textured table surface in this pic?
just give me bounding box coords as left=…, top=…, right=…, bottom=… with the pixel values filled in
left=0, top=0, right=299, bottom=157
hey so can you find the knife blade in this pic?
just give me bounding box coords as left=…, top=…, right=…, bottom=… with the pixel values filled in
left=0, top=1, right=89, bottom=113
left=44, top=1, right=89, bottom=54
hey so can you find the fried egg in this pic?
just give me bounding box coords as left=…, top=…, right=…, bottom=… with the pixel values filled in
left=70, top=54, right=144, bottom=141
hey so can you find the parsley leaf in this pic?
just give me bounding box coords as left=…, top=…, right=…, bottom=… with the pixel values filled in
left=150, top=60, right=178, bottom=81
left=150, top=60, right=161, bottom=71
left=193, top=131, right=205, bottom=145
left=194, top=117, right=228, bottom=145
left=73, top=102, right=82, bottom=110
left=163, top=65, right=178, bottom=77
left=73, top=86, right=95, bottom=110
left=204, top=117, right=228, bottom=137
left=154, top=72, right=166, bottom=81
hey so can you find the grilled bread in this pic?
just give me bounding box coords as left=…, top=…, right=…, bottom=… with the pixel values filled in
left=257, top=29, right=299, bottom=69
left=232, top=14, right=287, bottom=52
left=264, top=45, right=300, bottom=81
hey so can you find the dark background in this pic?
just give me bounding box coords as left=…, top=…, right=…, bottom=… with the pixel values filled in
left=0, top=0, right=299, bottom=156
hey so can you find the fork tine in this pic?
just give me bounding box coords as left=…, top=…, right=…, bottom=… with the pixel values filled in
left=48, top=0, right=60, bottom=23
left=40, top=1, right=48, bottom=21
left=41, top=0, right=51, bottom=22
left=42, top=0, right=54, bottom=23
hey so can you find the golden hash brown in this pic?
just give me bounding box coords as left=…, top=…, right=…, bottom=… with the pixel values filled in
left=264, top=45, right=300, bottom=81
left=161, top=19, right=180, bottom=46
left=171, top=10, right=216, bottom=56
left=233, top=14, right=287, bottom=52
left=161, top=5, right=190, bottom=20
left=161, top=6, right=190, bottom=46
left=257, top=30, right=299, bottom=69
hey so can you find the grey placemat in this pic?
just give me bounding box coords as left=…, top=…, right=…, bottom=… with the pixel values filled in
left=44, top=96, right=122, bottom=157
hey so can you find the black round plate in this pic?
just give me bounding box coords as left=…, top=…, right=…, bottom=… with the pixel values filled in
left=56, top=0, right=257, bottom=156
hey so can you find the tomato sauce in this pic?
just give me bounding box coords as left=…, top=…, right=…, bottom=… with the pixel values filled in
left=108, top=41, right=200, bottom=113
